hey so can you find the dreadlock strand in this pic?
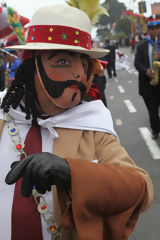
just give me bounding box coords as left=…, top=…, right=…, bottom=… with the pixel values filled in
left=24, top=64, right=37, bottom=123
left=1, top=57, right=38, bottom=124
left=28, top=76, right=39, bottom=125
left=11, top=86, right=25, bottom=109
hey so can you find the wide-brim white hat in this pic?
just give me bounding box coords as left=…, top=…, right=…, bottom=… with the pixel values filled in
left=6, top=4, right=109, bottom=58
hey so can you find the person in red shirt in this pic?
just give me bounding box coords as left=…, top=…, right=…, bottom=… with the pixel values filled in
left=130, top=36, right=136, bottom=53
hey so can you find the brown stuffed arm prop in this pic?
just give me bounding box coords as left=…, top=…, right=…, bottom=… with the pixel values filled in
left=57, top=133, right=152, bottom=240
left=65, top=159, right=147, bottom=240
left=86, top=58, right=104, bottom=92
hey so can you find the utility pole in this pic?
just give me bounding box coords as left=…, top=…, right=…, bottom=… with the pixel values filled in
left=130, top=12, right=134, bottom=36
left=139, top=0, right=147, bottom=33
left=130, top=0, right=136, bottom=36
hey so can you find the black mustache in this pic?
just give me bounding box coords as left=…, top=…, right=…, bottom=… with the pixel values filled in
left=37, top=55, right=87, bottom=99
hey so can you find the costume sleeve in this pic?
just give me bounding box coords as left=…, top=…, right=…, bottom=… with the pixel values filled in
left=58, top=133, right=153, bottom=240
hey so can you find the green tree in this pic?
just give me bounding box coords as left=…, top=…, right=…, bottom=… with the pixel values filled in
left=96, top=0, right=126, bottom=27
left=116, top=17, right=131, bottom=35
left=95, top=0, right=126, bottom=39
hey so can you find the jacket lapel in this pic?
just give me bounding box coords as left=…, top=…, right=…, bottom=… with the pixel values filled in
left=53, top=128, right=83, bottom=158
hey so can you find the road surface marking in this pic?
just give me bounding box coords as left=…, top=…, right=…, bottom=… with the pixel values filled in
left=113, top=77, right=118, bottom=82
left=139, top=127, right=160, bottom=159
left=110, top=96, right=115, bottom=100
left=116, top=119, right=122, bottom=126
left=128, top=80, right=132, bottom=83
left=117, top=85, right=125, bottom=93
left=126, top=68, right=138, bottom=75
left=124, top=99, right=137, bottom=113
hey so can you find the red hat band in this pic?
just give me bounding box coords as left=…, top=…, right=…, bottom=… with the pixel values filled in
left=26, top=25, right=92, bottom=50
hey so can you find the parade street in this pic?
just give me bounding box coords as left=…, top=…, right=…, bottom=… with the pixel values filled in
left=105, top=47, right=160, bottom=240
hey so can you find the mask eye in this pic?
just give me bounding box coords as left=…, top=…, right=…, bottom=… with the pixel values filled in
left=56, top=59, right=71, bottom=65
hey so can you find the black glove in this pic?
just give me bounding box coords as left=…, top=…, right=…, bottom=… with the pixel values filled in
left=5, top=152, right=71, bottom=197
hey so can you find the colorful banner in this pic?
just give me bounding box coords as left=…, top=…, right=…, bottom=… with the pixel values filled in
left=0, top=6, right=29, bottom=43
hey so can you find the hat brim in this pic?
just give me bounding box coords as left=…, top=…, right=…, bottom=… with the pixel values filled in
left=5, top=43, right=109, bottom=58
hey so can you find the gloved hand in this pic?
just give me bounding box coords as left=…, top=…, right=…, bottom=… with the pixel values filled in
left=5, top=152, right=71, bottom=197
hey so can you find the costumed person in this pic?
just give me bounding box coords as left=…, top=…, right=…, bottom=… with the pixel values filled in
left=130, top=36, right=135, bottom=54
left=0, top=2, right=153, bottom=240
left=134, top=16, right=160, bottom=140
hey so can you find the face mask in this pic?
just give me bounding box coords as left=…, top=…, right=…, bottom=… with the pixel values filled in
left=36, top=55, right=87, bottom=100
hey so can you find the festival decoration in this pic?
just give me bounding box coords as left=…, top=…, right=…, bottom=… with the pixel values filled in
left=124, top=10, right=147, bottom=20
left=0, top=5, right=29, bottom=42
left=66, top=0, right=109, bottom=25
left=7, top=7, right=26, bottom=44
left=7, top=34, right=20, bottom=45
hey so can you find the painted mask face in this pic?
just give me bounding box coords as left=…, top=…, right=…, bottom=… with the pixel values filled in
left=34, top=50, right=89, bottom=116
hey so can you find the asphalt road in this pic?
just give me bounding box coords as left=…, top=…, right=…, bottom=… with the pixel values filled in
left=104, top=47, right=160, bottom=240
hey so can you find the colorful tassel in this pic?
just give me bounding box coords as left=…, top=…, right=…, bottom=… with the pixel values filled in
left=7, top=7, right=25, bottom=44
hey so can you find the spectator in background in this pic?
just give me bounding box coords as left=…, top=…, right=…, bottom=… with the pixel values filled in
left=103, top=39, right=117, bottom=78
left=134, top=17, right=160, bottom=140
left=138, top=34, right=143, bottom=42
left=125, top=36, right=130, bottom=46
left=135, top=34, right=139, bottom=49
left=130, top=36, right=136, bottom=53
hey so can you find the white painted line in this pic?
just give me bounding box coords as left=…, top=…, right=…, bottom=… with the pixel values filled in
left=124, top=99, right=137, bottom=113
left=139, top=127, right=160, bottom=159
left=116, top=119, right=122, bottom=126
left=114, top=77, right=119, bottom=82
left=110, top=96, right=115, bottom=100
left=128, top=80, right=132, bottom=83
left=126, top=68, right=138, bottom=75
left=117, top=85, right=125, bottom=93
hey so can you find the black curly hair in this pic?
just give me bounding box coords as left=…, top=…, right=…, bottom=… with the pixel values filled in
left=1, top=57, right=39, bottom=125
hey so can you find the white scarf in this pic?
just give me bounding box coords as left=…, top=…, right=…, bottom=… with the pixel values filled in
left=0, top=91, right=117, bottom=138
